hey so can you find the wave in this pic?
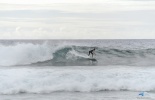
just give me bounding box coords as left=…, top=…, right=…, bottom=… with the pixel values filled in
left=0, top=66, right=155, bottom=94
left=0, top=42, right=54, bottom=66
left=1, top=42, right=155, bottom=66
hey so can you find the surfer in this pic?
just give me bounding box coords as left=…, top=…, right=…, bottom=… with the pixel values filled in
left=88, top=48, right=96, bottom=58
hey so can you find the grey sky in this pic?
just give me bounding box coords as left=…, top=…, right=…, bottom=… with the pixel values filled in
left=0, top=0, right=155, bottom=39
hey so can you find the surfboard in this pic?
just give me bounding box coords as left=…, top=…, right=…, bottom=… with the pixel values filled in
left=87, top=58, right=97, bottom=61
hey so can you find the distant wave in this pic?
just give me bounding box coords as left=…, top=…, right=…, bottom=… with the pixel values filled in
left=1, top=42, right=155, bottom=66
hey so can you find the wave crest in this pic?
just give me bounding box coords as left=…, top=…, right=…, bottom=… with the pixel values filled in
left=0, top=42, right=53, bottom=66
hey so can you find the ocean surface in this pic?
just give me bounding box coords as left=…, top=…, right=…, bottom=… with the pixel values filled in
left=0, top=39, right=155, bottom=100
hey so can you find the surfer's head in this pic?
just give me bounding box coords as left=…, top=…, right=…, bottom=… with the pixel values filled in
left=93, top=48, right=95, bottom=50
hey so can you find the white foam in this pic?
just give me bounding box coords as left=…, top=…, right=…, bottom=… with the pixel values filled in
left=66, top=49, right=89, bottom=60
left=0, top=42, right=53, bottom=66
left=0, top=66, right=155, bottom=94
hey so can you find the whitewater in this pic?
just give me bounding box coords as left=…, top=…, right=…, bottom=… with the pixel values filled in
left=1, top=39, right=155, bottom=100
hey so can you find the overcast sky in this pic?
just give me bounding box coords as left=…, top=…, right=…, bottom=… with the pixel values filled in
left=0, top=0, right=155, bottom=39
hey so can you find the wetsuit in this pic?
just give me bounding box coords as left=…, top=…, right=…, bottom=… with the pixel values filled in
left=88, top=49, right=95, bottom=57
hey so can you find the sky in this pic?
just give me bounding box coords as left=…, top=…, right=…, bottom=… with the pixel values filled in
left=0, top=0, right=155, bottom=39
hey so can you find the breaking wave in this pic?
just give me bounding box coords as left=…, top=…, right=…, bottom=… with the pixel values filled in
left=1, top=41, right=155, bottom=66
left=0, top=66, right=155, bottom=94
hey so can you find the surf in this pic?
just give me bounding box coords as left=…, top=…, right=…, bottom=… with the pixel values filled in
left=0, top=66, right=155, bottom=94
left=1, top=40, right=155, bottom=66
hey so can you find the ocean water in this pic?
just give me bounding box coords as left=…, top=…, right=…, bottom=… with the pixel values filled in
left=0, top=39, right=155, bottom=100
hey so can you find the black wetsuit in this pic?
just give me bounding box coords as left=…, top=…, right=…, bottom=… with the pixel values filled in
left=88, top=49, right=95, bottom=57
